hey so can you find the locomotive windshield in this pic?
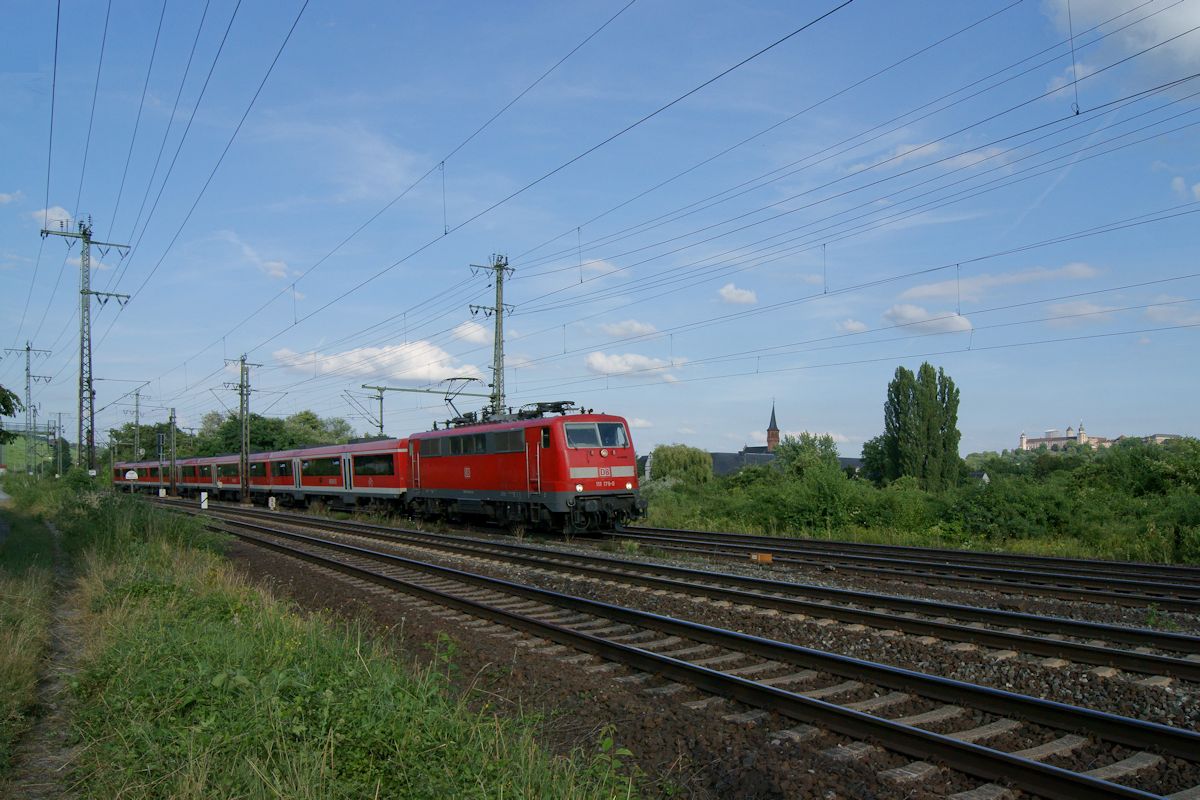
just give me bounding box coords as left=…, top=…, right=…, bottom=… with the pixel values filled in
left=565, top=422, right=629, bottom=448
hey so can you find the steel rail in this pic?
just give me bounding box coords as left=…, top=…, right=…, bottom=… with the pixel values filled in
left=216, top=519, right=1181, bottom=800
left=604, top=530, right=1200, bottom=612
left=608, top=530, right=1200, bottom=598
left=623, top=524, right=1200, bottom=583
left=193, top=502, right=1200, bottom=679
left=210, top=515, right=1200, bottom=761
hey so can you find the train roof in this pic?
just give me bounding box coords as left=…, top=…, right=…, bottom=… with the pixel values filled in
left=115, top=438, right=407, bottom=468
left=409, top=411, right=628, bottom=439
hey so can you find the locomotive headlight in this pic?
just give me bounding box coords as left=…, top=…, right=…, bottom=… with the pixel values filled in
left=600, top=449, right=609, bottom=457
left=575, top=483, right=584, bottom=492
left=625, top=482, right=633, bottom=490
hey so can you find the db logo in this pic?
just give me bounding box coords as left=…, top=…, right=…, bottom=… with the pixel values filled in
left=599, top=467, right=611, bottom=477
left=464, top=467, right=471, bottom=479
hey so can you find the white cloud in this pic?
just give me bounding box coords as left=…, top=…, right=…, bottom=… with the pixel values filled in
left=1043, top=1, right=1200, bottom=71
left=718, top=282, right=757, bottom=305
left=273, top=341, right=482, bottom=382
left=900, top=262, right=1098, bottom=303
left=837, top=318, right=869, bottom=334
left=0, top=190, right=23, bottom=204
left=583, top=258, right=623, bottom=276
left=217, top=230, right=290, bottom=279
left=1171, top=176, right=1188, bottom=197
left=883, top=304, right=973, bottom=333
left=1194, top=184, right=1200, bottom=202
left=942, top=146, right=1010, bottom=170
left=677, top=426, right=696, bottom=435
left=600, top=319, right=656, bottom=338
left=629, top=418, right=652, bottom=429
left=798, top=273, right=824, bottom=285
left=584, top=351, right=676, bottom=380
left=1045, top=300, right=1118, bottom=326
left=30, top=206, right=71, bottom=228
left=1145, top=296, right=1200, bottom=326
left=67, top=254, right=116, bottom=271
left=452, top=321, right=490, bottom=344
left=850, top=141, right=944, bottom=172
left=1045, top=62, right=1097, bottom=93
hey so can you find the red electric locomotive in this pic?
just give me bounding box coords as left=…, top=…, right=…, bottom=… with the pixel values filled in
left=114, top=402, right=644, bottom=531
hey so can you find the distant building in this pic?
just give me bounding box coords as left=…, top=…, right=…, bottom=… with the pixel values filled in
left=708, top=405, right=862, bottom=477
left=1018, top=422, right=1181, bottom=452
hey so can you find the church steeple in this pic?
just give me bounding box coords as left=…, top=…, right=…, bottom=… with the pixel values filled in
left=766, top=402, right=780, bottom=453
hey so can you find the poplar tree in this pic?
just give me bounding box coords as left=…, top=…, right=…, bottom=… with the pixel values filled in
left=878, top=362, right=961, bottom=490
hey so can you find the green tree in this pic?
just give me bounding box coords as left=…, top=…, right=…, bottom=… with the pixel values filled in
left=0, top=384, right=22, bottom=445
left=879, top=362, right=961, bottom=490
left=774, top=432, right=839, bottom=477
left=648, top=444, right=712, bottom=484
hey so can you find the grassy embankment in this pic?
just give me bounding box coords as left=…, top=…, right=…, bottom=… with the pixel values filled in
left=4, top=475, right=638, bottom=799
left=0, top=490, right=56, bottom=777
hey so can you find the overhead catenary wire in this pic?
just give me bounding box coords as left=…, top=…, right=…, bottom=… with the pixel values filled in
left=9, top=0, right=61, bottom=357
left=147, top=0, right=641, bottom=390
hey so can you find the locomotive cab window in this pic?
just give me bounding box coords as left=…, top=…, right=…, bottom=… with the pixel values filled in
left=598, top=423, right=629, bottom=448
left=353, top=454, right=395, bottom=476
left=564, top=423, right=601, bottom=448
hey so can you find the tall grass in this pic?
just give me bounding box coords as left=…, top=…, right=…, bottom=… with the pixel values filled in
left=0, top=507, right=56, bottom=776
left=8, top=477, right=638, bottom=798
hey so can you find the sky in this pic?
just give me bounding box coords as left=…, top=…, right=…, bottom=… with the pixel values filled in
left=2, top=0, right=1198, bottom=460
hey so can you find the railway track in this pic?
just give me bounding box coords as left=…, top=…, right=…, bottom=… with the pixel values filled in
left=606, top=526, right=1200, bottom=613
left=179, top=501, right=1200, bottom=683
left=159, top=501, right=1200, bottom=798
left=619, top=525, right=1200, bottom=584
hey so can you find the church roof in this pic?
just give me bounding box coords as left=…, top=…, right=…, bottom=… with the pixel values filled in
left=767, top=404, right=778, bottom=432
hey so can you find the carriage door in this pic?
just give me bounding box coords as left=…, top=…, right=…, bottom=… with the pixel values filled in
left=410, top=442, right=421, bottom=489
left=342, top=456, right=352, bottom=490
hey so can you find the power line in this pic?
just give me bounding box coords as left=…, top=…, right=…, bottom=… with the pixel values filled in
left=148, top=0, right=640, bottom=391
left=10, top=0, right=61, bottom=351
left=107, top=0, right=169, bottom=240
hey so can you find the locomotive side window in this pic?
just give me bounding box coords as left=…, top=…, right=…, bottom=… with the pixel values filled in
left=475, top=434, right=486, bottom=453
left=492, top=430, right=523, bottom=452
left=598, top=423, right=629, bottom=448
left=274, top=460, right=292, bottom=477
left=353, top=454, right=395, bottom=476
left=249, top=462, right=266, bottom=478
left=198, top=464, right=212, bottom=479
left=564, top=423, right=601, bottom=448
left=422, top=439, right=443, bottom=457
left=450, top=437, right=463, bottom=456
left=541, top=427, right=551, bottom=448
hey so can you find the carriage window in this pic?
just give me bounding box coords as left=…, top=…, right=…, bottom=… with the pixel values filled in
left=564, top=423, right=600, bottom=448
left=198, top=465, right=212, bottom=479
left=274, top=460, right=292, bottom=477
left=354, top=454, right=395, bottom=476
left=149, top=466, right=160, bottom=478
left=597, top=423, right=629, bottom=448
left=178, top=466, right=195, bottom=480
left=301, top=458, right=341, bottom=477
left=217, top=463, right=239, bottom=478
left=249, top=462, right=266, bottom=477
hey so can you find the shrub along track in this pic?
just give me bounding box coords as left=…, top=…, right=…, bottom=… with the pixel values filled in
left=605, top=526, right=1200, bottom=613
left=164, top=502, right=1200, bottom=800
